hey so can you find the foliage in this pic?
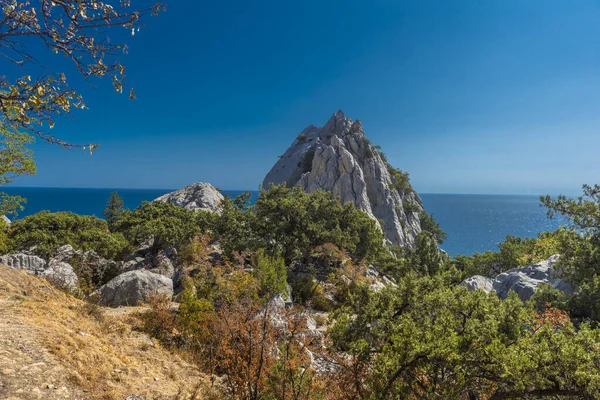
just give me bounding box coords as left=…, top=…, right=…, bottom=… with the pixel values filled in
left=418, top=211, right=447, bottom=245
left=213, top=193, right=256, bottom=260
left=0, top=217, right=8, bottom=254
left=103, top=191, right=126, bottom=229
left=0, top=0, right=164, bottom=147
left=330, top=273, right=600, bottom=399
left=112, top=201, right=212, bottom=254
left=253, top=184, right=385, bottom=265
left=0, top=124, right=36, bottom=216
left=7, top=211, right=130, bottom=259
left=252, top=249, right=289, bottom=298
left=453, top=230, right=565, bottom=279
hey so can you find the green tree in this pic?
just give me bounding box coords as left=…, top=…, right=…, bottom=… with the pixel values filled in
left=252, top=249, right=289, bottom=298
left=7, top=211, right=130, bottom=259
left=419, top=211, right=447, bottom=245
left=330, top=274, right=600, bottom=399
left=112, top=201, right=212, bottom=254
left=0, top=1, right=163, bottom=215
left=103, top=191, right=126, bottom=229
left=213, top=193, right=257, bottom=260
left=0, top=123, right=36, bottom=216
left=253, top=184, right=385, bottom=265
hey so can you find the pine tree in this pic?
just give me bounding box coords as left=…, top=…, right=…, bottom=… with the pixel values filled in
left=103, top=192, right=125, bottom=229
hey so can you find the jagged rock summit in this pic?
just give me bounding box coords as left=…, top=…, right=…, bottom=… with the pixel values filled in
left=154, top=182, right=224, bottom=213
left=263, top=110, right=423, bottom=247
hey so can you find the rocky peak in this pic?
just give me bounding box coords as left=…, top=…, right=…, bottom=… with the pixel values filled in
left=153, top=182, right=224, bottom=213
left=262, top=111, right=423, bottom=247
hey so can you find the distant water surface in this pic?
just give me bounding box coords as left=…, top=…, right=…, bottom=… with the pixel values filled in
left=2, top=188, right=564, bottom=256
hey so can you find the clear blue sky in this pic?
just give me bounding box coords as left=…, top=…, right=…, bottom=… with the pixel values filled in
left=15, top=0, right=600, bottom=195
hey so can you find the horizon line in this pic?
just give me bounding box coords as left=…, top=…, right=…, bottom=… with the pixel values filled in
left=2, top=185, right=575, bottom=197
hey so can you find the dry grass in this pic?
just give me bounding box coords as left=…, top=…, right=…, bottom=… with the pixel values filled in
left=0, top=264, right=221, bottom=399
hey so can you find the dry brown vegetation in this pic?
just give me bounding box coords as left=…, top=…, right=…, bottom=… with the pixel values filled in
left=0, top=264, right=219, bottom=400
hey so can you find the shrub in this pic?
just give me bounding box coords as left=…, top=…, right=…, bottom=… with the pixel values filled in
left=254, top=185, right=385, bottom=264
left=7, top=211, right=130, bottom=259
left=112, top=201, right=210, bottom=254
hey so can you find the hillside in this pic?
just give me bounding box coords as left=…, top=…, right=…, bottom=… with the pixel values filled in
left=0, top=264, right=213, bottom=400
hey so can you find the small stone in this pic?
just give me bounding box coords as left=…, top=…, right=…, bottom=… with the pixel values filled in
left=154, top=377, right=159, bottom=381
left=46, top=384, right=55, bottom=389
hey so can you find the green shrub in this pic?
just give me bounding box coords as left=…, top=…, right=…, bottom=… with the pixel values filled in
left=112, top=201, right=211, bottom=253
left=7, top=211, right=130, bottom=259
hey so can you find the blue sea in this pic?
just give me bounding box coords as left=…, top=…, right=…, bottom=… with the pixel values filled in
left=1, top=187, right=565, bottom=257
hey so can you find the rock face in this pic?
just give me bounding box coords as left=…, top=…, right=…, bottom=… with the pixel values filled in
left=154, top=182, right=224, bottom=213
left=262, top=110, right=423, bottom=247
left=52, top=244, right=120, bottom=286
left=0, top=253, right=47, bottom=274
left=461, top=255, right=574, bottom=301
left=493, top=255, right=573, bottom=301
left=97, top=270, right=174, bottom=307
left=460, top=275, right=494, bottom=293
left=0, top=252, right=77, bottom=291
left=41, top=261, right=78, bottom=291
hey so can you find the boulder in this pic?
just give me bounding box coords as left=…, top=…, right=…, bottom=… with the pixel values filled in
left=148, top=249, right=176, bottom=278
left=461, top=255, right=574, bottom=301
left=460, top=275, right=494, bottom=293
left=154, top=182, right=224, bottom=213
left=492, top=255, right=572, bottom=301
left=262, top=111, right=423, bottom=247
left=0, top=253, right=47, bottom=274
left=97, top=270, right=174, bottom=307
left=51, top=245, right=120, bottom=285
left=41, top=261, right=78, bottom=291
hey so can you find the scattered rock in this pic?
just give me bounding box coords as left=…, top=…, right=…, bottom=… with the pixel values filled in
left=96, top=270, right=174, bottom=307
left=262, top=110, right=423, bottom=247
left=154, top=182, right=224, bottom=213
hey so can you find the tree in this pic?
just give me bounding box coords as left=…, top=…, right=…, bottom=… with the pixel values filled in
left=7, top=210, right=130, bottom=259
left=418, top=211, right=447, bottom=245
left=112, top=201, right=211, bottom=254
left=329, top=274, right=600, bottom=399
left=103, top=191, right=126, bottom=229
left=253, top=184, right=385, bottom=265
left=0, top=123, right=36, bottom=216
left=0, top=1, right=163, bottom=215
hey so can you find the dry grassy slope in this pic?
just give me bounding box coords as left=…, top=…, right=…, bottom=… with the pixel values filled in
left=0, top=264, right=213, bottom=400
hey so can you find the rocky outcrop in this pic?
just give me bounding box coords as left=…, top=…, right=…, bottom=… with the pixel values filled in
left=1, top=215, right=10, bottom=225
left=154, top=182, right=224, bottom=213
left=41, top=261, right=78, bottom=291
left=52, top=245, right=121, bottom=286
left=97, top=270, right=173, bottom=307
left=493, top=255, right=573, bottom=300
left=0, top=252, right=77, bottom=291
left=262, top=110, right=423, bottom=247
left=460, top=275, right=494, bottom=292
left=0, top=253, right=47, bottom=274
left=461, top=255, right=574, bottom=301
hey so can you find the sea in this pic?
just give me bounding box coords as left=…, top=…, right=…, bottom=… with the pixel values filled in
left=1, top=187, right=566, bottom=257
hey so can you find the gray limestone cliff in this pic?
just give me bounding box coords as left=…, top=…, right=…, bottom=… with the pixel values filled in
left=154, top=182, right=223, bottom=213
left=262, top=110, right=423, bottom=247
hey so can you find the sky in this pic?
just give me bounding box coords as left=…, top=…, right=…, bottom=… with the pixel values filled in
left=10, top=0, right=600, bottom=195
